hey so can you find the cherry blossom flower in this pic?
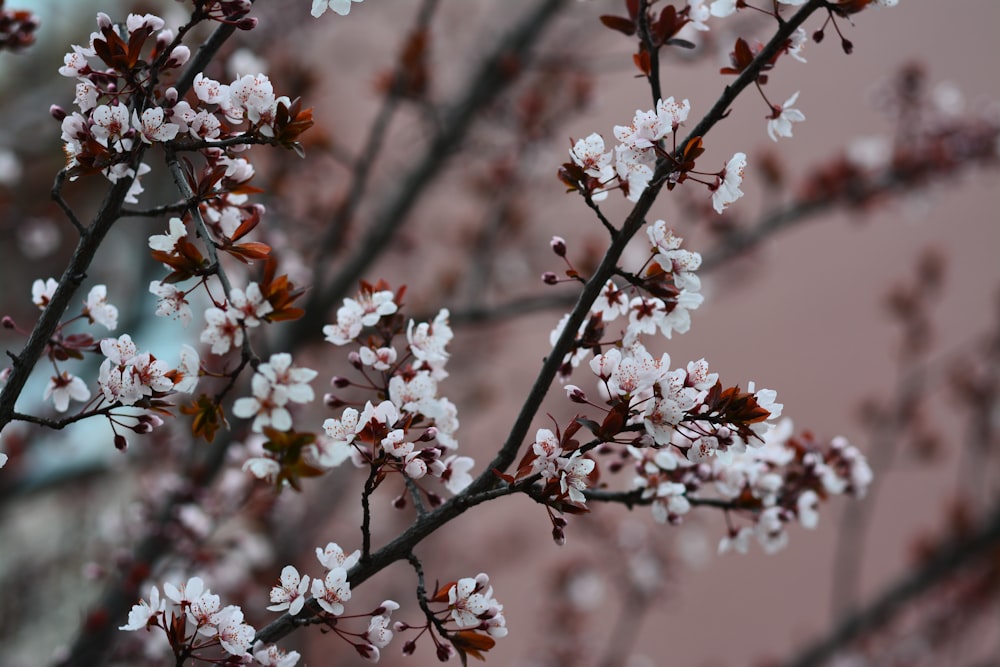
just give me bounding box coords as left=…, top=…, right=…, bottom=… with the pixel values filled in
left=44, top=371, right=91, bottom=412
left=201, top=305, right=243, bottom=355
left=311, top=0, right=364, bottom=18
left=711, top=152, right=747, bottom=214
left=555, top=451, right=594, bottom=505
left=448, top=573, right=506, bottom=637
left=90, top=103, right=130, bottom=149
left=193, top=72, right=228, bottom=105
left=148, top=217, right=187, bottom=254
left=407, top=308, right=452, bottom=368
left=149, top=280, right=192, bottom=326
left=119, top=585, right=164, bottom=631
left=243, top=456, right=281, bottom=481
left=767, top=91, right=806, bottom=142
left=0, top=453, right=7, bottom=469
left=441, top=455, right=475, bottom=493
left=687, top=0, right=711, bottom=30
left=316, top=542, right=361, bottom=571
left=253, top=643, right=301, bottom=667
left=83, top=284, right=118, bottom=330
left=787, top=27, right=808, bottom=63
left=569, top=132, right=615, bottom=187
left=214, top=605, right=256, bottom=656
left=311, top=568, right=351, bottom=615
left=268, top=566, right=310, bottom=616
left=709, top=0, right=737, bottom=18
left=163, top=576, right=206, bottom=613
left=233, top=353, right=316, bottom=432
left=132, top=107, right=180, bottom=144
left=31, top=277, right=57, bottom=309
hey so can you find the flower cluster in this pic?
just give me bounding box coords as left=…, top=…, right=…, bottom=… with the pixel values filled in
left=55, top=9, right=311, bottom=205
left=564, top=97, right=701, bottom=205
left=120, top=576, right=275, bottom=662
left=265, top=542, right=400, bottom=661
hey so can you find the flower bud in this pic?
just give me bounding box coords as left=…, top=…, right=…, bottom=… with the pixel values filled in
left=542, top=272, right=559, bottom=285
left=114, top=434, right=128, bottom=451
left=49, top=105, right=67, bottom=121
left=552, top=525, right=566, bottom=545
left=330, top=376, right=351, bottom=388
left=168, top=45, right=191, bottom=68
left=354, top=643, right=379, bottom=662
left=841, top=38, right=853, bottom=55
left=419, top=427, right=438, bottom=442
left=324, top=393, right=345, bottom=408
left=565, top=384, right=586, bottom=403
left=2, top=316, right=15, bottom=329
left=347, top=351, right=362, bottom=369
left=550, top=235, right=567, bottom=256
left=392, top=495, right=406, bottom=510
left=236, top=17, right=259, bottom=30
left=402, top=640, right=416, bottom=656
left=426, top=491, right=443, bottom=508
left=436, top=644, right=453, bottom=661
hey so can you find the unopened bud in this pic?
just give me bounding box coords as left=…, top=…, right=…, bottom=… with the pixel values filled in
left=347, top=351, right=363, bottom=369
left=420, top=427, right=438, bottom=441
left=394, top=621, right=410, bottom=632
left=552, top=525, right=566, bottom=545
left=354, top=643, right=379, bottom=662
left=114, top=434, right=128, bottom=451
left=550, top=235, right=567, bottom=256
left=236, top=17, right=258, bottom=30
left=402, top=639, right=416, bottom=656
left=324, top=393, right=345, bottom=408
left=841, top=38, right=853, bottom=55
left=426, top=491, right=443, bottom=508
left=392, top=495, right=406, bottom=510
left=552, top=515, right=568, bottom=528
left=436, top=644, right=453, bottom=661
left=542, top=272, right=559, bottom=285
left=2, top=316, right=15, bottom=329
left=49, top=105, right=67, bottom=121
left=812, top=28, right=824, bottom=43
left=330, top=376, right=351, bottom=388
left=565, top=384, right=586, bottom=403
left=96, top=12, right=112, bottom=29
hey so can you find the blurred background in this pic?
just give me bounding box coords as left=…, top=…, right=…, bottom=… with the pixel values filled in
left=0, top=1, right=998, bottom=665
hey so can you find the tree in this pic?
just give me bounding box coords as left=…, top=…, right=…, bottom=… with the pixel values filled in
left=0, top=1, right=997, bottom=665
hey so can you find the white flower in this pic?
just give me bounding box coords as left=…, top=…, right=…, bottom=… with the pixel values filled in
left=172, top=344, right=200, bottom=394
left=711, top=152, right=746, bottom=214
left=312, top=0, right=364, bottom=17
left=214, top=605, right=255, bottom=657
left=767, top=91, right=806, bottom=142
left=44, top=371, right=91, bottom=412
left=268, top=566, right=310, bottom=616
left=311, top=568, right=351, bottom=615
left=149, top=280, right=192, bottom=326
left=119, top=585, right=164, bottom=631
left=148, top=217, right=187, bottom=254
left=200, top=305, right=243, bottom=355
left=441, top=455, right=475, bottom=494
left=83, top=285, right=118, bottom=330
left=316, top=542, right=361, bottom=571
left=91, top=104, right=130, bottom=148
left=253, top=643, right=301, bottom=667
left=132, top=107, right=180, bottom=144
left=32, top=277, right=58, bottom=309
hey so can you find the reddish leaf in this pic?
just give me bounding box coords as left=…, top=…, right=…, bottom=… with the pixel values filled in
left=599, top=14, right=636, bottom=36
